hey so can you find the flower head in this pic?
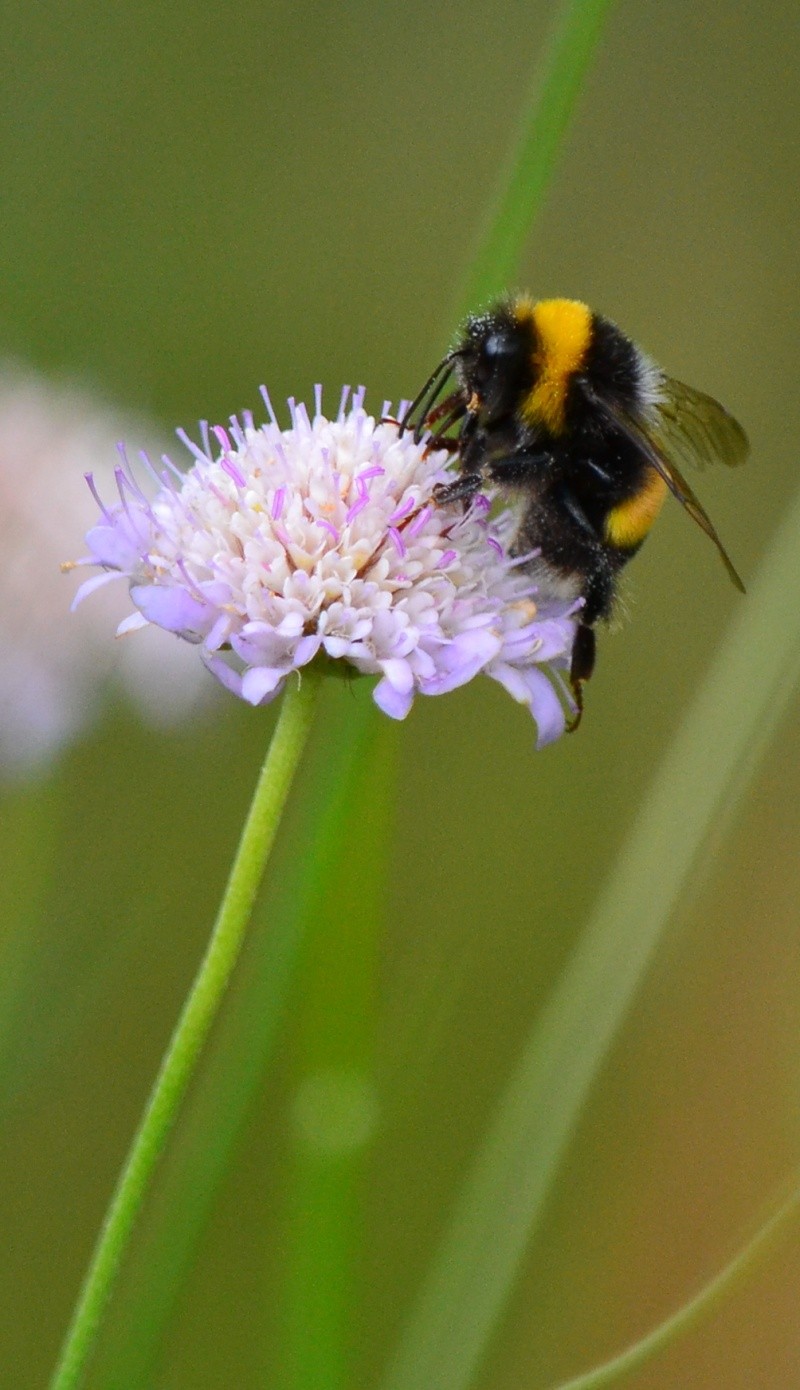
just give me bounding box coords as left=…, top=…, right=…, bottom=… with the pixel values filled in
left=72, top=387, right=577, bottom=745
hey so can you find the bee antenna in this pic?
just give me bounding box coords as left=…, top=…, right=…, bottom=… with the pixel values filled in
left=400, top=353, right=457, bottom=441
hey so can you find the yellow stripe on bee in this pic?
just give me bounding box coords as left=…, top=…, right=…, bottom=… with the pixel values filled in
left=520, top=298, right=592, bottom=435
left=605, top=467, right=668, bottom=549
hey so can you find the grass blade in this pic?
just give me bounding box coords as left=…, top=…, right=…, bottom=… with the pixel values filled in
left=552, top=1180, right=800, bottom=1389
left=458, top=0, right=616, bottom=317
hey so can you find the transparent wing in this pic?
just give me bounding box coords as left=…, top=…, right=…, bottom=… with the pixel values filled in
left=645, top=452, right=746, bottom=592
left=581, top=381, right=746, bottom=593
left=651, top=376, right=750, bottom=471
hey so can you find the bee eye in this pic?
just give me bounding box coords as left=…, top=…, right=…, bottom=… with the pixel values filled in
left=484, top=333, right=511, bottom=358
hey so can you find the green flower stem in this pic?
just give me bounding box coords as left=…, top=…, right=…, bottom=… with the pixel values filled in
left=89, top=685, right=383, bottom=1386
left=551, top=1180, right=800, bottom=1390
left=49, top=669, right=323, bottom=1390
left=457, top=0, right=616, bottom=318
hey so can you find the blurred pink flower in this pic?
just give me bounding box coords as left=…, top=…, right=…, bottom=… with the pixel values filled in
left=0, top=367, right=213, bottom=777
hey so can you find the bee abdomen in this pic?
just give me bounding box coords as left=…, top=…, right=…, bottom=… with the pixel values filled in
left=604, top=466, right=668, bottom=549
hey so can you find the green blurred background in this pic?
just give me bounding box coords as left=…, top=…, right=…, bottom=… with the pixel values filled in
left=2, top=0, right=799, bottom=1385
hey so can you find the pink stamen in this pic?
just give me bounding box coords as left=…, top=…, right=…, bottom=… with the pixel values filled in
left=317, top=519, right=339, bottom=542
left=271, top=487, right=286, bottom=520
left=114, top=466, right=133, bottom=514
left=390, top=495, right=415, bottom=523
left=176, top=427, right=212, bottom=465
left=115, top=444, right=143, bottom=490
left=406, top=507, right=431, bottom=538
left=213, top=425, right=232, bottom=453
left=136, top=450, right=162, bottom=487
left=228, top=416, right=247, bottom=450
left=208, top=481, right=231, bottom=507
left=260, top=386, right=278, bottom=427
left=221, top=456, right=246, bottom=488
left=437, top=549, right=457, bottom=569
left=159, top=468, right=180, bottom=496
left=115, top=440, right=134, bottom=475
left=388, top=527, right=406, bottom=558
left=346, top=494, right=369, bottom=524
left=486, top=537, right=504, bottom=558
left=506, top=547, right=541, bottom=569
left=84, top=471, right=112, bottom=523
left=160, top=452, right=185, bottom=484
left=177, top=558, right=206, bottom=603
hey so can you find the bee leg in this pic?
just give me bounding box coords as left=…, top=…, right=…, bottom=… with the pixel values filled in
left=432, top=472, right=482, bottom=505
left=555, top=482, right=602, bottom=539
left=566, top=622, right=596, bottom=733
left=382, top=411, right=459, bottom=453
left=487, top=451, right=553, bottom=485
left=424, top=390, right=465, bottom=427
left=426, top=435, right=460, bottom=456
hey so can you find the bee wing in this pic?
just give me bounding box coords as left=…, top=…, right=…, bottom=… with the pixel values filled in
left=581, top=381, right=746, bottom=593
left=641, top=447, right=746, bottom=592
left=651, top=377, right=750, bottom=471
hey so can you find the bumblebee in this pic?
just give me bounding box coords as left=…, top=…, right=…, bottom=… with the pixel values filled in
left=401, top=296, right=748, bottom=728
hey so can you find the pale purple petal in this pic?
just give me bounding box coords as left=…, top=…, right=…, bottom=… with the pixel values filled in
left=419, top=628, right=502, bottom=695
left=85, top=519, right=145, bottom=570
left=379, top=658, right=414, bottom=694
left=487, top=661, right=530, bottom=705
left=322, top=635, right=355, bottom=659
left=240, top=666, right=287, bottom=705
left=201, top=652, right=245, bottom=698
left=527, top=669, right=568, bottom=747
left=373, top=677, right=415, bottom=719
left=116, top=611, right=149, bottom=636
left=204, top=612, right=234, bottom=652
left=131, top=584, right=211, bottom=639
left=501, top=616, right=576, bottom=663
left=71, top=570, right=127, bottom=611
left=294, top=634, right=322, bottom=667
left=493, top=664, right=567, bottom=748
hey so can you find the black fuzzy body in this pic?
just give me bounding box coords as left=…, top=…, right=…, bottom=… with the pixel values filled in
left=451, top=301, right=657, bottom=624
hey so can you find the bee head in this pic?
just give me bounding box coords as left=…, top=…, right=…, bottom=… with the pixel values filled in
left=454, top=307, right=533, bottom=426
